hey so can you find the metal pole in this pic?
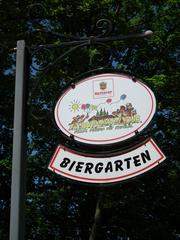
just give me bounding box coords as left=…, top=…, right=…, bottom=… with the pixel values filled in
left=9, top=40, right=28, bottom=240
left=89, top=190, right=104, bottom=240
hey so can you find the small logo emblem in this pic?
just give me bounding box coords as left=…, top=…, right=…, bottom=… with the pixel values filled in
left=93, top=79, right=114, bottom=99
left=99, top=82, right=107, bottom=90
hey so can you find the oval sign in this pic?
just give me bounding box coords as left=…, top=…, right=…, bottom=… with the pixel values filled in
left=54, top=73, right=156, bottom=145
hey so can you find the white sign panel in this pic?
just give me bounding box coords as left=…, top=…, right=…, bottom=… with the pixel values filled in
left=54, top=74, right=156, bottom=145
left=48, top=138, right=166, bottom=184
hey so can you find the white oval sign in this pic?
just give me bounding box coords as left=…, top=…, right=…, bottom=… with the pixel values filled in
left=54, top=73, right=156, bottom=145
left=48, top=138, right=165, bottom=184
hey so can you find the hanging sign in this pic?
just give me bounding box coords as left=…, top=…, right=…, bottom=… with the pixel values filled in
left=48, top=138, right=165, bottom=184
left=54, top=73, right=156, bottom=145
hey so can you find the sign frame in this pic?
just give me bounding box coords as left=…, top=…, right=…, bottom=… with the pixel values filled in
left=53, top=71, right=157, bottom=151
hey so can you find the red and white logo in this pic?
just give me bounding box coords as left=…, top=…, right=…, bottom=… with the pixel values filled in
left=93, top=78, right=114, bottom=99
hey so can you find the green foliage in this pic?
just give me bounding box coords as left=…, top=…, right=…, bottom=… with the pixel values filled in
left=0, top=159, right=11, bottom=169
left=145, top=74, right=168, bottom=89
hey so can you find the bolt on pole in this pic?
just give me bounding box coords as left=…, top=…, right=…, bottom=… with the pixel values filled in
left=9, top=40, right=28, bottom=240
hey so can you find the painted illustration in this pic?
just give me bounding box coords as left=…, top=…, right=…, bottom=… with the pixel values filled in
left=68, top=95, right=141, bottom=134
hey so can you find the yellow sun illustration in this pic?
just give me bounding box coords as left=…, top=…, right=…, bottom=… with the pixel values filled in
left=69, top=100, right=80, bottom=112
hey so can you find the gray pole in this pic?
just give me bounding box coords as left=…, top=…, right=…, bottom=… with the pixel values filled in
left=89, top=190, right=104, bottom=240
left=9, top=40, right=28, bottom=240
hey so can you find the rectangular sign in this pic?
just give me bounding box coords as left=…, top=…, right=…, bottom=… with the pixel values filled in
left=48, top=138, right=166, bottom=184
